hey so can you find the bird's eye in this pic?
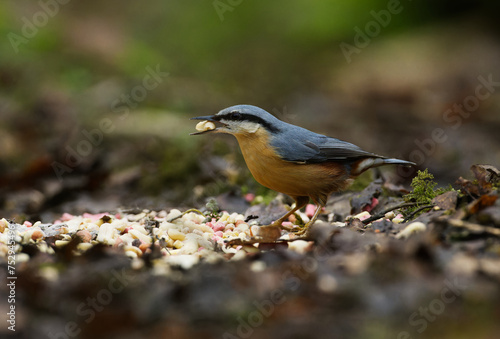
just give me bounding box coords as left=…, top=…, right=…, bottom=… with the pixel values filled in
left=230, top=111, right=242, bottom=120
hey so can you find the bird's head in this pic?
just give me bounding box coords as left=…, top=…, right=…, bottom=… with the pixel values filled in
left=191, top=105, right=281, bottom=136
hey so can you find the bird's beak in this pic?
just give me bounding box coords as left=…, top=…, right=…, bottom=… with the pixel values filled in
left=190, top=115, right=227, bottom=135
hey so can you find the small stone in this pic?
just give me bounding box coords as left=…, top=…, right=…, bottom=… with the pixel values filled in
left=75, top=230, right=92, bottom=243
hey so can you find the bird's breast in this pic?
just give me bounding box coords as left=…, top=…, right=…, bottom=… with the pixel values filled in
left=234, top=131, right=350, bottom=200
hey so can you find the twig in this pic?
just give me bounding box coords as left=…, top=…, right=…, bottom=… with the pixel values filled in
left=361, top=202, right=417, bottom=225
left=402, top=204, right=435, bottom=223
left=434, top=216, right=500, bottom=237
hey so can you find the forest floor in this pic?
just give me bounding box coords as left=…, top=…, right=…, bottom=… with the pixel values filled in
left=1, top=164, right=500, bottom=339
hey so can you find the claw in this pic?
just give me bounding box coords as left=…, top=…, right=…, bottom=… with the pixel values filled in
left=278, top=222, right=308, bottom=234
left=293, top=227, right=309, bottom=236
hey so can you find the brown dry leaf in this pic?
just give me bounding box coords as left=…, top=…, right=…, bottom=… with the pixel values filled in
left=432, top=190, right=458, bottom=210
left=350, top=180, right=383, bottom=213
left=456, top=165, right=500, bottom=198
left=467, top=194, right=498, bottom=215
left=455, top=176, right=480, bottom=197
left=346, top=217, right=365, bottom=232
left=471, top=165, right=493, bottom=193
left=471, top=164, right=500, bottom=186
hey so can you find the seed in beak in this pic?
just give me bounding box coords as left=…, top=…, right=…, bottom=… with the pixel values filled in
left=195, top=120, right=216, bottom=132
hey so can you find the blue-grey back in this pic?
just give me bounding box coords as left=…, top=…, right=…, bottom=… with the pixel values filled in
left=269, top=121, right=380, bottom=163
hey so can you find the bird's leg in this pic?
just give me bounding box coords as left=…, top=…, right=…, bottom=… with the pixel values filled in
left=294, top=202, right=325, bottom=236
left=268, top=196, right=309, bottom=230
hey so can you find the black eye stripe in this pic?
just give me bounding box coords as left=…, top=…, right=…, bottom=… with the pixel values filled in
left=217, top=112, right=247, bottom=121
left=217, top=112, right=280, bottom=133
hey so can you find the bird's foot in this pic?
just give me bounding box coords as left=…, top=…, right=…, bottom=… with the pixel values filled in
left=292, top=226, right=309, bottom=236
left=276, top=221, right=310, bottom=235
left=287, top=220, right=316, bottom=237
left=224, top=224, right=282, bottom=247
left=265, top=218, right=303, bottom=232
left=224, top=223, right=311, bottom=247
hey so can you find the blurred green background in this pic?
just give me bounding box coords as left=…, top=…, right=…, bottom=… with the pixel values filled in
left=1, top=0, right=500, bottom=220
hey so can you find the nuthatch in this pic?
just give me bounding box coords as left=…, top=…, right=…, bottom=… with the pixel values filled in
left=191, top=105, right=415, bottom=233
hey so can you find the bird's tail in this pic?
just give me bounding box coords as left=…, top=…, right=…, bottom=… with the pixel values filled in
left=351, top=157, right=415, bottom=176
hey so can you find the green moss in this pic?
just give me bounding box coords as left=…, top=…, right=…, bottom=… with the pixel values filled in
left=403, top=169, right=452, bottom=217
left=404, top=169, right=439, bottom=204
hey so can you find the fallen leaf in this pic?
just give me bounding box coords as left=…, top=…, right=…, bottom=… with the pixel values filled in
left=471, top=164, right=500, bottom=187
left=471, top=165, right=493, bottom=193
left=432, top=190, right=458, bottom=210
left=351, top=180, right=383, bottom=213
left=455, top=176, right=480, bottom=197
left=346, top=217, right=365, bottom=231
left=467, top=194, right=498, bottom=215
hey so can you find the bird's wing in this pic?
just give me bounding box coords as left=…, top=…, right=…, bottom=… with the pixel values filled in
left=311, top=136, right=382, bottom=162
left=272, top=131, right=381, bottom=164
